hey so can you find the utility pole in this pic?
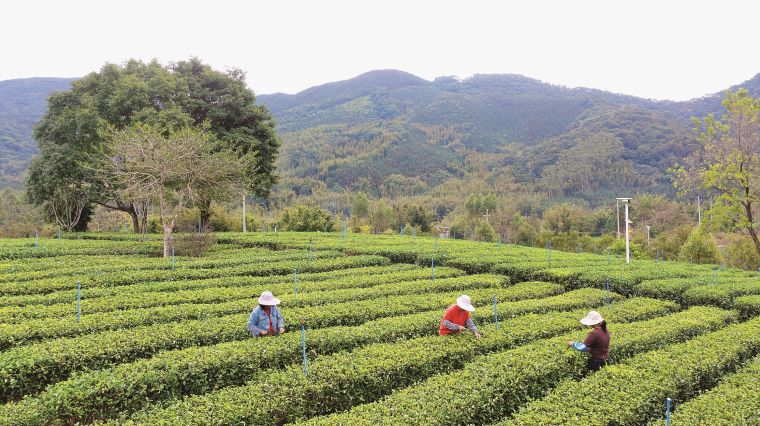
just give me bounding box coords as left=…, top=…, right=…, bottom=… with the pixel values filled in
left=617, top=198, right=632, bottom=264
left=625, top=203, right=631, bottom=264
left=483, top=209, right=490, bottom=224
left=645, top=225, right=651, bottom=248
left=697, top=196, right=702, bottom=225
left=616, top=200, right=620, bottom=239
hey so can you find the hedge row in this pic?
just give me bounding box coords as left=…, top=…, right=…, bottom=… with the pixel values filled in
left=633, top=276, right=760, bottom=307
left=0, top=247, right=299, bottom=283
left=0, top=239, right=163, bottom=260
left=735, top=295, right=760, bottom=319
left=503, top=315, right=760, bottom=425
left=114, top=300, right=695, bottom=426
left=302, top=306, right=734, bottom=426
left=0, top=283, right=562, bottom=402
left=0, top=267, right=465, bottom=322
left=0, top=251, right=372, bottom=297
left=682, top=281, right=760, bottom=308
left=632, top=278, right=701, bottom=303
left=653, top=355, right=760, bottom=425
left=0, top=264, right=421, bottom=308
left=0, top=273, right=499, bottom=346
left=0, top=286, right=641, bottom=425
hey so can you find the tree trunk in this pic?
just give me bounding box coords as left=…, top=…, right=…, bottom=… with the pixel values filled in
left=131, top=211, right=140, bottom=235
left=743, top=200, right=760, bottom=259
left=199, top=199, right=212, bottom=230
left=747, top=225, right=760, bottom=260
left=163, top=223, right=174, bottom=258
left=98, top=201, right=142, bottom=234
left=135, top=201, right=149, bottom=236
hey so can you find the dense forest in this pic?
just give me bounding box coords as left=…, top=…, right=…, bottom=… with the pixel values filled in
left=0, top=77, right=76, bottom=187
left=258, top=70, right=760, bottom=209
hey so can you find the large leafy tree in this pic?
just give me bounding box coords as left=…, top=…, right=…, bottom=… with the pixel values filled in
left=27, top=58, right=279, bottom=232
left=673, top=89, right=760, bottom=256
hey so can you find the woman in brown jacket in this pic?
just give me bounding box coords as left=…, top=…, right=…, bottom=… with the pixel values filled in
left=567, top=310, right=610, bottom=372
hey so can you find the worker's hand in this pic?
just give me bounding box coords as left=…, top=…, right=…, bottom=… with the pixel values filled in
left=474, top=332, right=482, bottom=339
left=458, top=325, right=466, bottom=332
left=260, top=330, right=268, bottom=336
left=567, top=340, right=573, bottom=347
left=279, top=328, right=285, bottom=334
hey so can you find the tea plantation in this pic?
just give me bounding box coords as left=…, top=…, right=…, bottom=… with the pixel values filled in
left=0, top=232, right=758, bottom=425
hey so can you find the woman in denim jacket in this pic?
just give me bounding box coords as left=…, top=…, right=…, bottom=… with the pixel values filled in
left=247, top=291, right=285, bottom=337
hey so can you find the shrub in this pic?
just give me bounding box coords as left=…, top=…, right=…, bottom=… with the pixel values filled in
left=282, top=205, right=335, bottom=232
left=678, top=226, right=720, bottom=264
left=172, top=231, right=216, bottom=257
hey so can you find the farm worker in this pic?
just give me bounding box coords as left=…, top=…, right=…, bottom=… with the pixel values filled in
left=439, top=294, right=481, bottom=338
left=247, top=291, right=285, bottom=337
left=567, top=310, right=610, bottom=371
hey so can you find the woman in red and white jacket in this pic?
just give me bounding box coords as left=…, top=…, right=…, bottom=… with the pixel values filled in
left=439, top=294, right=481, bottom=338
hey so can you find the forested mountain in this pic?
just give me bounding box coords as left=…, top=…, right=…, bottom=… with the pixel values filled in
left=0, top=77, right=75, bottom=187
left=2, top=71, right=760, bottom=207
left=256, top=69, right=760, bottom=205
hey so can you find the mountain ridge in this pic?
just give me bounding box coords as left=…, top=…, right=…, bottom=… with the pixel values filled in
left=2, top=71, right=760, bottom=206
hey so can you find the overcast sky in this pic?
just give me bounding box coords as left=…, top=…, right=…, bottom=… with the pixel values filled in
left=3, top=0, right=759, bottom=100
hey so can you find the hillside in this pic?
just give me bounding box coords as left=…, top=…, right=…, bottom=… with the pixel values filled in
left=0, top=77, right=75, bottom=188
left=258, top=70, right=760, bottom=204
left=2, top=71, right=760, bottom=204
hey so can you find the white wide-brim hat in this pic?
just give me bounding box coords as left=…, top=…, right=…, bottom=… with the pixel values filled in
left=580, top=310, right=604, bottom=326
left=258, top=291, right=281, bottom=306
left=456, top=295, right=476, bottom=312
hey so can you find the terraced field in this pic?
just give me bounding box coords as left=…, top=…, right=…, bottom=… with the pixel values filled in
left=0, top=232, right=758, bottom=425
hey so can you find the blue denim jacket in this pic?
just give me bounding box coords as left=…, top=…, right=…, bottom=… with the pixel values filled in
left=247, top=305, right=284, bottom=337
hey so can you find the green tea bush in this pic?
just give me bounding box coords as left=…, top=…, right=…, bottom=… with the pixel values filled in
left=504, top=316, right=760, bottom=426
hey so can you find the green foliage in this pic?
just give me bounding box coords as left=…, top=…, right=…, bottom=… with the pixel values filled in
left=652, top=224, right=692, bottom=260
left=369, top=200, right=394, bottom=233
left=682, top=280, right=760, bottom=308
left=505, top=316, right=760, bottom=426
left=116, top=291, right=653, bottom=426
left=723, top=233, right=760, bottom=270
left=474, top=220, right=497, bottom=242
left=675, top=89, right=760, bottom=257
left=2, top=231, right=760, bottom=425
left=0, top=280, right=566, bottom=424
left=351, top=192, right=369, bottom=218
left=465, top=193, right=497, bottom=216
left=735, top=295, right=760, bottom=319
left=281, top=205, right=335, bottom=232
left=609, top=237, right=645, bottom=259
left=542, top=203, right=593, bottom=233
left=393, top=204, right=432, bottom=233
left=0, top=188, right=41, bottom=237
left=302, top=305, right=720, bottom=426
left=0, top=78, right=76, bottom=188
left=24, top=59, right=278, bottom=231
left=509, top=212, right=537, bottom=245
left=658, top=356, right=760, bottom=425
left=678, top=226, right=720, bottom=264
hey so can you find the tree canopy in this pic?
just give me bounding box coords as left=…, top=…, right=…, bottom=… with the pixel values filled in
left=26, top=58, right=279, bottom=232
left=673, top=89, right=760, bottom=257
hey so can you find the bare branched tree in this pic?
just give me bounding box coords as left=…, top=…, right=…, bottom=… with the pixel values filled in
left=48, top=186, right=88, bottom=231
left=107, top=125, right=243, bottom=257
